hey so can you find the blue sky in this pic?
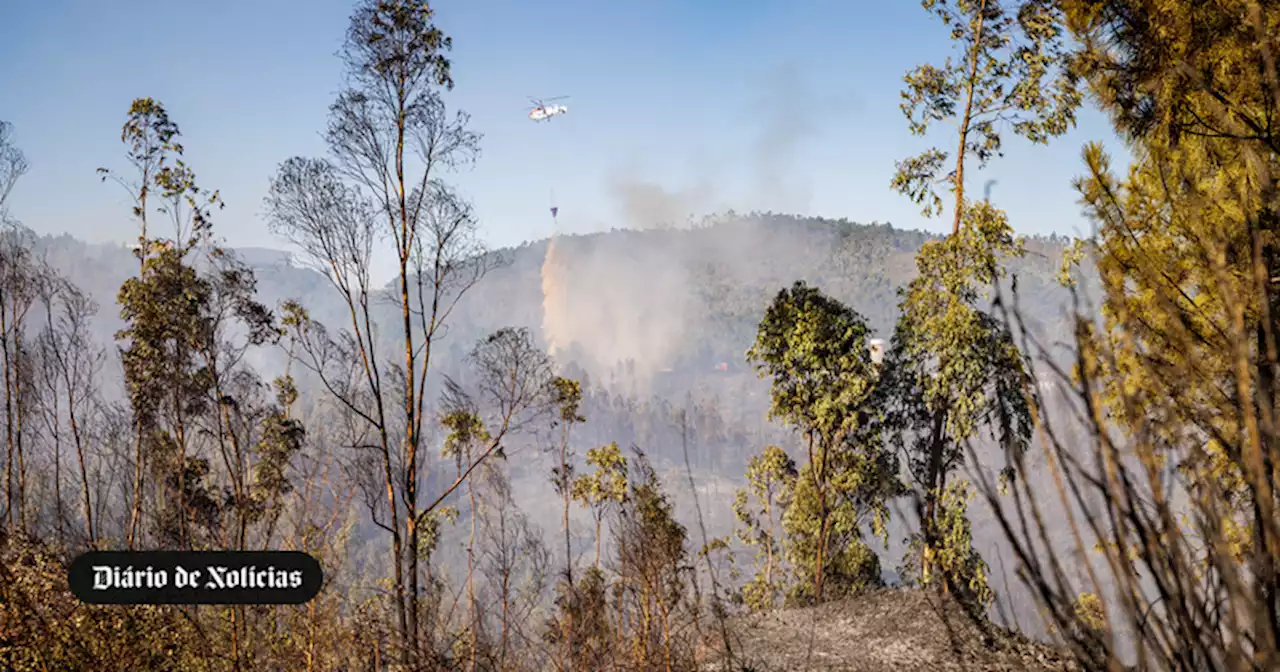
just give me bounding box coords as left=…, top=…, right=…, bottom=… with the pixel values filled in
left=1, top=0, right=1125, bottom=259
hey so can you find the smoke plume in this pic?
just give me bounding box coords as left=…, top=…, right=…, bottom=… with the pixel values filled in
left=540, top=233, right=570, bottom=356
left=747, top=63, right=860, bottom=213
left=608, top=171, right=716, bottom=230
left=539, top=231, right=695, bottom=388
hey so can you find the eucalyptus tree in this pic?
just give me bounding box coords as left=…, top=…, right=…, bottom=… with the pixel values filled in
left=265, top=1, right=497, bottom=661
left=747, top=281, right=902, bottom=603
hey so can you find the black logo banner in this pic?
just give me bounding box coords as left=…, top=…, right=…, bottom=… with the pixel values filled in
left=68, top=551, right=323, bottom=605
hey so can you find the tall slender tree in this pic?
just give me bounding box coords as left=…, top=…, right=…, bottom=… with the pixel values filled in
left=886, top=0, right=1080, bottom=595
left=893, top=0, right=1081, bottom=233
left=265, top=1, right=495, bottom=661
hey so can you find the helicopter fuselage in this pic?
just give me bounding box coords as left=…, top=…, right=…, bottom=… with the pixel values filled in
left=529, top=104, right=568, bottom=121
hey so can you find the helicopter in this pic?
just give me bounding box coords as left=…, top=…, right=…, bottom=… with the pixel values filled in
left=528, top=96, right=569, bottom=122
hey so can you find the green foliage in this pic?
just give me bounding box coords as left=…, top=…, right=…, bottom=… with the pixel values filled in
left=549, top=375, right=584, bottom=501
left=550, top=376, right=585, bottom=426
left=893, top=0, right=1081, bottom=228
left=342, top=0, right=454, bottom=90
left=780, top=438, right=903, bottom=605
left=543, top=566, right=613, bottom=670
left=888, top=202, right=1033, bottom=457
left=571, top=441, right=628, bottom=567
left=747, top=281, right=878, bottom=442
left=415, top=505, right=458, bottom=561
left=572, top=443, right=628, bottom=512
left=733, top=445, right=796, bottom=611
left=911, top=482, right=993, bottom=606
left=1071, top=592, right=1105, bottom=636
left=440, top=409, right=490, bottom=465
left=882, top=201, right=1033, bottom=605
left=1056, top=238, right=1085, bottom=288
left=747, top=282, right=901, bottom=603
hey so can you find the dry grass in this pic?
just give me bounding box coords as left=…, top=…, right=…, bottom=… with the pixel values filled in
left=708, top=587, right=1080, bottom=672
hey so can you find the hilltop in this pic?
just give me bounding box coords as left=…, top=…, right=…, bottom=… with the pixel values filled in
left=31, top=212, right=1087, bottom=381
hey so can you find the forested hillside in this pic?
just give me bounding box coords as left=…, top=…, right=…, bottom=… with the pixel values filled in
left=22, top=213, right=1088, bottom=493
left=3, top=1, right=1278, bottom=671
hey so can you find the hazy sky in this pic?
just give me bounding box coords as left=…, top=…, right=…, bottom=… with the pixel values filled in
left=1, top=0, right=1126, bottom=258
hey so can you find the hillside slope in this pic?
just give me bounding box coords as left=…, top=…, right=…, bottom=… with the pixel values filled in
left=714, top=588, right=1081, bottom=672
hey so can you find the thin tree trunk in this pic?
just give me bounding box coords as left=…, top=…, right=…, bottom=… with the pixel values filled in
left=765, top=495, right=775, bottom=596
left=922, top=406, right=948, bottom=584
left=172, top=381, right=190, bottom=549
left=52, top=393, right=62, bottom=545
left=594, top=515, right=602, bottom=570
left=499, top=568, right=510, bottom=669
left=814, top=513, right=827, bottom=602
left=807, top=433, right=827, bottom=602
left=65, top=383, right=93, bottom=545
left=559, top=427, right=574, bottom=670
left=382, top=450, right=407, bottom=665
left=561, top=429, right=573, bottom=586
left=127, top=204, right=148, bottom=549
left=393, top=77, right=425, bottom=666
left=467, top=455, right=478, bottom=672
left=2, top=301, right=14, bottom=535
left=14, top=332, right=27, bottom=537
left=128, top=427, right=144, bottom=548
left=951, top=0, right=988, bottom=235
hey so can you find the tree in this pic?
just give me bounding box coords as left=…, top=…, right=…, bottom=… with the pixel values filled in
left=892, top=0, right=1081, bottom=233
left=440, top=400, right=490, bottom=671
left=779, top=428, right=902, bottom=604
left=264, top=1, right=493, bottom=660
left=32, top=272, right=103, bottom=547
left=102, top=99, right=281, bottom=554
left=435, top=327, right=555, bottom=665
left=0, top=223, right=39, bottom=538
left=96, top=97, right=194, bottom=548
left=546, top=375, right=584, bottom=671
left=746, top=281, right=900, bottom=603
left=613, top=451, right=695, bottom=671
left=982, top=3, right=1280, bottom=669
left=476, top=462, right=550, bottom=670
left=733, top=444, right=797, bottom=611
left=549, top=377, right=584, bottom=585
left=96, top=99, right=309, bottom=666
left=571, top=441, right=628, bottom=570
left=882, top=202, right=1031, bottom=600
left=887, top=0, right=1071, bottom=605
left=0, top=127, right=35, bottom=537
left=0, top=122, right=28, bottom=211
left=542, top=565, right=613, bottom=672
